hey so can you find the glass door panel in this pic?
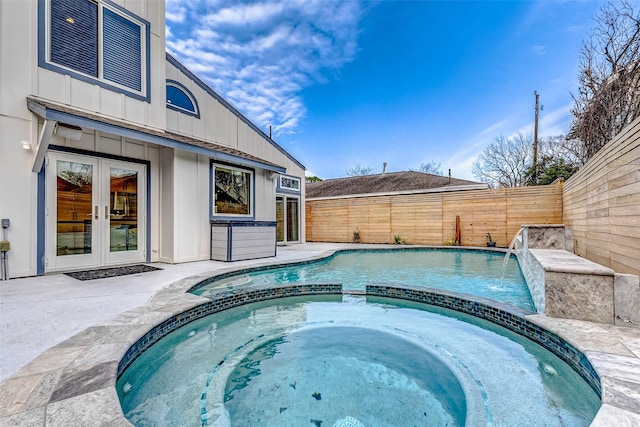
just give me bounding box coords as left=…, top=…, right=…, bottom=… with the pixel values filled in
left=103, top=160, right=145, bottom=266
left=286, top=197, right=299, bottom=242
left=276, top=196, right=285, bottom=242
left=56, top=160, right=94, bottom=255
left=109, top=168, right=138, bottom=253
left=47, top=153, right=99, bottom=270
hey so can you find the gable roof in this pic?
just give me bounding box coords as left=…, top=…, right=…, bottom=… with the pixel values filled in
left=166, top=53, right=305, bottom=170
left=306, top=171, right=486, bottom=199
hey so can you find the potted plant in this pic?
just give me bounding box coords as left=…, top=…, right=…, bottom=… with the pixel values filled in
left=393, top=234, right=406, bottom=244
left=486, top=233, right=496, bottom=247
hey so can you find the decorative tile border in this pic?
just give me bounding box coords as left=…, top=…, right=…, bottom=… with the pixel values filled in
left=119, top=279, right=601, bottom=400
left=117, top=283, right=342, bottom=376
left=366, top=284, right=601, bottom=396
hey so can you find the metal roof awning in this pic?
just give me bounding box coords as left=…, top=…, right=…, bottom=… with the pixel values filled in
left=26, top=97, right=286, bottom=174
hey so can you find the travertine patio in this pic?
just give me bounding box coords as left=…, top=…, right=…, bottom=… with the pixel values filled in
left=1, top=243, right=639, bottom=426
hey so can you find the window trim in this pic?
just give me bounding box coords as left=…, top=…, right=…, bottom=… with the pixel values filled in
left=166, top=80, right=200, bottom=118
left=38, top=0, right=151, bottom=102
left=210, top=162, right=255, bottom=220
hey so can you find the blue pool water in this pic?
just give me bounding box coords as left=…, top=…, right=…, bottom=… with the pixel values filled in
left=117, top=295, right=600, bottom=426
left=194, top=249, right=536, bottom=311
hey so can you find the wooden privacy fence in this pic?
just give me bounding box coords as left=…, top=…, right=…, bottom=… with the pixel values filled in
left=306, top=182, right=564, bottom=247
left=563, top=117, right=640, bottom=276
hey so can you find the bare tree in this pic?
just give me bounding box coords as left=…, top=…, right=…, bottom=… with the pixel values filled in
left=539, top=135, right=588, bottom=167
left=346, top=164, right=375, bottom=176
left=410, top=161, right=443, bottom=175
left=570, top=0, right=640, bottom=159
left=472, top=133, right=531, bottom=188
left=555, top=137, right=589, bottom=167
left=526, top=135, right=583, bottom=185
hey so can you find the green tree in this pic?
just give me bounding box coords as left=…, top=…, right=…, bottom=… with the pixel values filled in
left=305, top=176, right=322, bottom=183
left=526, top=135, right=581, bottom=185
left=526, top=156, right=579, bottom=185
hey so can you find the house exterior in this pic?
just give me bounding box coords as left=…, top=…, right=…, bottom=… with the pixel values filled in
left=0, top=0, right=305, bottom=278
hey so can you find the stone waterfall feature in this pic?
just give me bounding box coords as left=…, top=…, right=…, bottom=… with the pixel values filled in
left=517, top=225, right=639, bottom=327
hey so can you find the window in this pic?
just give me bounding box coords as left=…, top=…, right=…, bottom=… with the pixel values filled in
left=102, top=7, right=142, bottom=91
left=166, top=80, right=200, bottom=117
left=276, top=196, right=300, bottom=243
left=43, top=0, right=149, bottom=98
left=212, top=164, right=253, bottom=217
left=50, top=0, right=98, bottom=77
left=286, top=197, right=299, bottom=242
left=278, top=175, right=301, bottom=192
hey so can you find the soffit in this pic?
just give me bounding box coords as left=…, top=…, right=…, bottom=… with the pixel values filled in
left=26, top=96, right=286, bottom=173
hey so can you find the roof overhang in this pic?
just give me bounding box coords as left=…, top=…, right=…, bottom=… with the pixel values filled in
left=27, top=97, right=286, bottom=174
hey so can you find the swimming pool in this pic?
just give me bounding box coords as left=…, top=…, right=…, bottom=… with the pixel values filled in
left=193, top=248, right=536, bottom=311
left=117, top=248, right=600, bottom=426
left=117, top=295, right=600, bottom=426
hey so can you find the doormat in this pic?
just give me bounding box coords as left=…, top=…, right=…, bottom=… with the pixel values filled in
left=64, top=264, right=162, bottom=281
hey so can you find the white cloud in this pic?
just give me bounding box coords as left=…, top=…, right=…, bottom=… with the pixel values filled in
left=446, top=102, right=573, bottom=181
left=516, top=102, right=574, bottom=137
left=564, top=24, right=584, bottom=33
left=202, top=2, right=285, bottom=26
left=166, top=0, right=364, bottom=137
left=444, top=120, right=508, bottom=165
left=441, top=102, right=574, bottom=181
left=531, top=45, right=546, bottom=55
left=442, top=120, right=510, bottom=180
left=166, top=0, right=187, bottom=23
left=539, top=103, right=574, bottom=136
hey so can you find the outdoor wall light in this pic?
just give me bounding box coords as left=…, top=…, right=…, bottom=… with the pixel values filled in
left=21, top=141, right=32, bottom=150
left=54, top=122, right=83, bottom=140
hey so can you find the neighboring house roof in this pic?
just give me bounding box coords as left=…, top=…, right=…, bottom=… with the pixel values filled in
left=26, top=97, right=286, bottom=173
left=306, top=171, right=486, bottom=198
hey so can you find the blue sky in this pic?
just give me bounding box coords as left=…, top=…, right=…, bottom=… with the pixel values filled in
left=166, top=0, right=605, bottom=180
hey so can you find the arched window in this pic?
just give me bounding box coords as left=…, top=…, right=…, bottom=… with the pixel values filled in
left=166, top=80, right=200, bottom=117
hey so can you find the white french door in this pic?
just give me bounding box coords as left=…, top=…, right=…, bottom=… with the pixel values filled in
left=46, top=152, right=146, bottom=271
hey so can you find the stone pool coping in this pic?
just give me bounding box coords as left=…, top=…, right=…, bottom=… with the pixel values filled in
left=1, top=247, right=639, bottom=426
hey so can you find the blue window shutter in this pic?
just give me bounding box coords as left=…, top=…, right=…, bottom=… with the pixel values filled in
left=103, top=8, right=142, bottom=91
left=166, top=85, right=196, bottom=113
left=50, top=0, right=98, bottom=77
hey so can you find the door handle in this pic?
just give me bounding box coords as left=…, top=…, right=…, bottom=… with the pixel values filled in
left=105, top=206, right=110, bottom=220
left=94, top=205, right=99, bottom=220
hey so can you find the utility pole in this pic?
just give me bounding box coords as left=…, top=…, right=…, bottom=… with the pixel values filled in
left=533, top=91, right=543, bottom=183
